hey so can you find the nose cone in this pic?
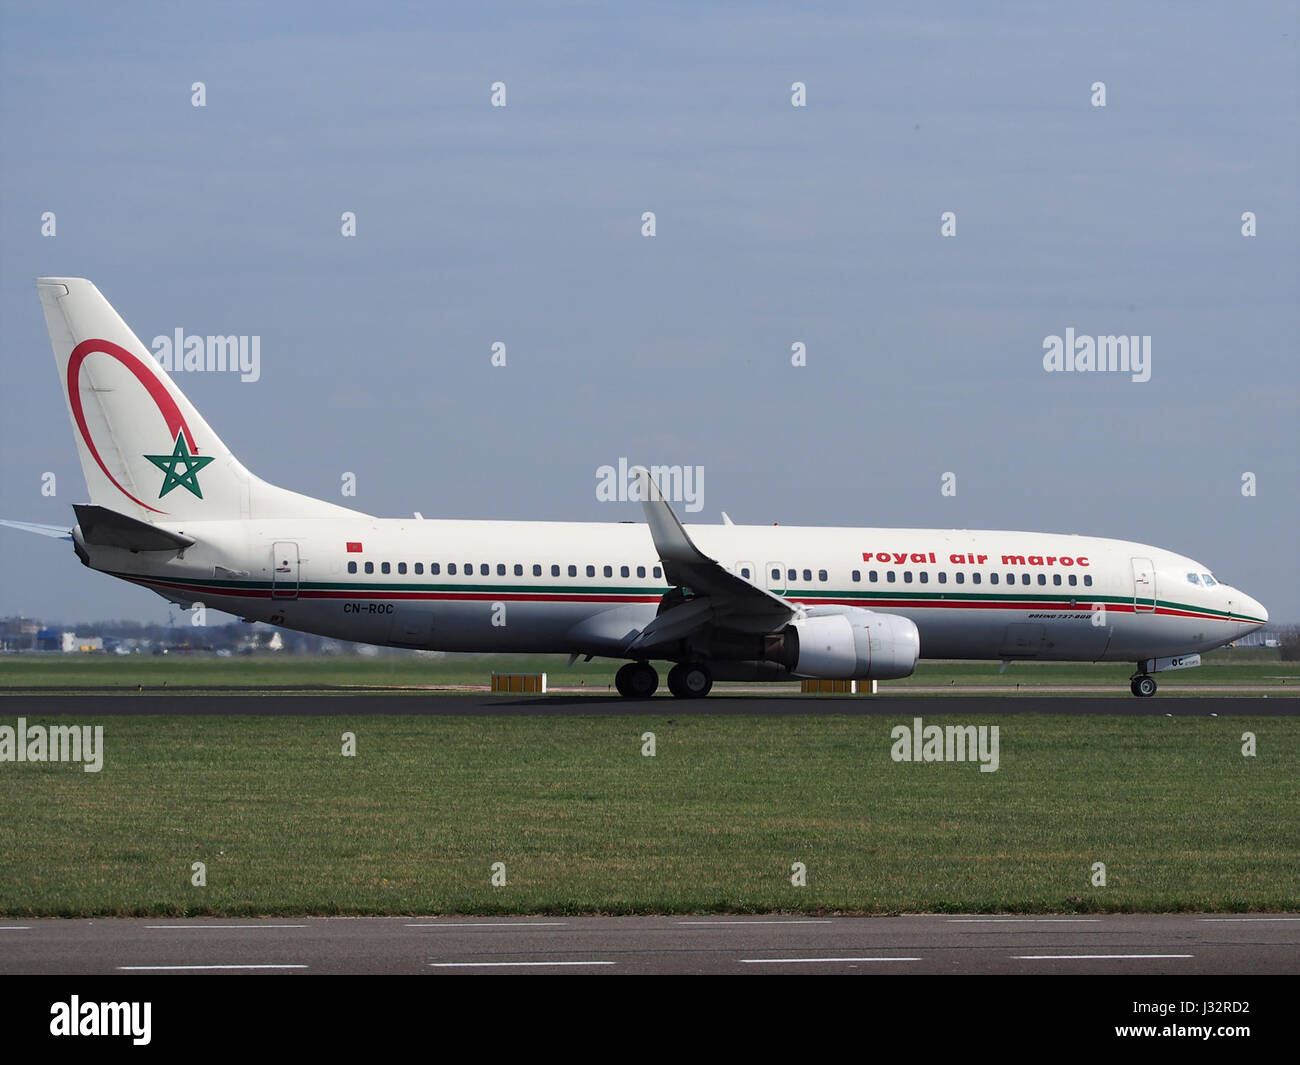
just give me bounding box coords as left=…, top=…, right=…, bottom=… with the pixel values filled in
left=1234, top=591, right=1268, bottom=633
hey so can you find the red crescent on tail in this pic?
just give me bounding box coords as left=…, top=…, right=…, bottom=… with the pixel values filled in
left=67, top=339, right=197, bottom=516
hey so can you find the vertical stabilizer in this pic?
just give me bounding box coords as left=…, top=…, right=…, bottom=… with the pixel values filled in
left=38, top=278, right=364, bottom=522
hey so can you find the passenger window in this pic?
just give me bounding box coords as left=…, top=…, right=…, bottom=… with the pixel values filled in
left=1053, top=574, right=1061, bottom=586
left=484, top=564, right=493, bottom=576
left=851, top=570, right=861, bottom=582
left=1006, top=573, right=1014, bottom=585
left=1084, top=575, right=1093, bottom=587
left=653, top=567, right=662, bottom=579
left=464, top=563, right=472, bottom=574
left=955, top=572, right=965, bottom=584
left=887, top=571, right=896, bottom=583
left=431, top=563, right=440, bottom=575
left=903, top=571, right=913, bottom=584
left=1068, top=574, right=1077, bottom=586
left=869, top=570, right=878, bottom=582
left=818, top=570, right=828, bottom=582
left=603, top=565, right=612, bottom=578
left=937, top=572, right=947, bottom=584
left=414, top=563, right=423, bottom=575
left=381, top=562, right=391, bottom=574
left=788, top=569, right=797, bottom=581
left=919, top=571, right=928, bottom=584
left=364, top=562, right=374, bottom=574
left=989, top=573, right=998, bottom=585
left=620, top=565, right=630, bottom=577
left=1037, top=574, right=1046, bottom=586
left=972, top=572, right=981, bottom=584
left=397, top=562, right=407, bottom=574
left=586, top=565, right=595, bottom=577
left=802, top=569, right=812, bottom=582
left=1021, top=574, right=1030, bottom=585
left=771, top=568, right=780, bottom=581
left=347, top=561, right=357, bottom=574
left=568, top=565, right=577, bottom=577
left=637, top=566, right=646, bottom=578
left=531, top=564, right=540, bottom=577
left=739, top=566, right=749, bottom=578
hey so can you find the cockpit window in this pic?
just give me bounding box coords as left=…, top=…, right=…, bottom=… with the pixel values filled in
left=1202, top=573, right=1216, bottom=587
left=1186, top=573, right=1201, bottom=586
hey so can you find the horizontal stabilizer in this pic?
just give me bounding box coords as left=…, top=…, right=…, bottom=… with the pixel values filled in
left=0, top=519, right=73, bottom=541
left=73, top=504, right=195, bottom=551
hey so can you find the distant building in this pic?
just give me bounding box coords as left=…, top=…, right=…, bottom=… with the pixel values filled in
left=61, top=632, right=104, bottom=653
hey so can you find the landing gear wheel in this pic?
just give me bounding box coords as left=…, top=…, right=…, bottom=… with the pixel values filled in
left=667, top=662, right=713, bottom=699
left=1131, top=675, right=1157, bottom=698
left=615, top=661, right=658, bottom=698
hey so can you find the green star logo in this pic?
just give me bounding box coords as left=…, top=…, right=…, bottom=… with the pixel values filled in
left=144, top=431, right=215, bottom=499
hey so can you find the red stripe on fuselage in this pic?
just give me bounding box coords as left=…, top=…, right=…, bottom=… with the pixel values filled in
left=115, top=575, right=1238, bottom=623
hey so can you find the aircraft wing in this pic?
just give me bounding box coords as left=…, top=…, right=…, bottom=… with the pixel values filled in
left=0, top=519, right=73, bottom=541
left=626, top=466, right=795, bottom=652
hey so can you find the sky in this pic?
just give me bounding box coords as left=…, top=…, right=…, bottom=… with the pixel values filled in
left=1, top=1, right=1296, bottom=625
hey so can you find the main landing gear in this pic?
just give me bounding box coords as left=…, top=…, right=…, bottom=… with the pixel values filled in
left=615, top=661, right=658, bottom=698
left=667, top=662, right=712, bottom=699
left=1130, top=673, right=1157, bottom=698
left=614, top=661, right=713, bottom=699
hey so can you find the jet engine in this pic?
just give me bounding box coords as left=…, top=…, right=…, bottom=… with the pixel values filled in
left=778, top=606, right=920, bottom=680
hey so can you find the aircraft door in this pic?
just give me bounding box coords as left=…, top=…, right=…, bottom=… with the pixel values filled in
left=1131, top=557, right=1156, bottom=613
left=272, top=541, right=300, bottom=600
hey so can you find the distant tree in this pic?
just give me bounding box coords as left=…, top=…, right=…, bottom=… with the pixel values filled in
left=1280, top=626, right=1300, bottom=662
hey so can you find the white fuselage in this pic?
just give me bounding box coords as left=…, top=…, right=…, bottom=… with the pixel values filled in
left=84, top=518, right=1268, bottom=665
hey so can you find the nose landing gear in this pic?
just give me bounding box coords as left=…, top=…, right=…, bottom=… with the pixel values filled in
left=1130, top=673, right=1157, bottom=698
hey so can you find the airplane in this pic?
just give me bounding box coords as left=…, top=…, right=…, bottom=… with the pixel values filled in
left=1, top=278, right=1269, bottom=698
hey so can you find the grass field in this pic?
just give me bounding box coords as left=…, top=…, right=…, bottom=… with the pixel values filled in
left=0, top=713, right=1296, bottom=916
left=1, top=647, right=1296, bottom=693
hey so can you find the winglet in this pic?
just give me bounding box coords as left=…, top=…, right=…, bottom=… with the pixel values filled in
left=632, top=465, right=713, bottom=571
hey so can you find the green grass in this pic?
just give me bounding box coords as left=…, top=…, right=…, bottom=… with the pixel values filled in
left=1, top=648, right=1295, bottom=693
left=0, top=714, right=1295, bottom=916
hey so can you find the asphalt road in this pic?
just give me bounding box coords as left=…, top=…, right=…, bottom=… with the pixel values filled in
left=1, top=914, right=1296, bottom=975
left=0, top=693, right=1296, bottom=715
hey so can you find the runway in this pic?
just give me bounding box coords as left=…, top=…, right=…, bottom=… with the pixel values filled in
left=1, top=914, right=1296, bottom=975
left=0, top=692, right=1295, bottom=715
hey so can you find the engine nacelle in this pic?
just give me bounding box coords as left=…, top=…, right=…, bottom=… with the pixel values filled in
left=782, top=607, right=919, bottom=680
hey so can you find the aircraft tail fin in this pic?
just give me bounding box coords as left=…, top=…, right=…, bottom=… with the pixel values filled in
left=38, top=278, right=363, bottom=523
